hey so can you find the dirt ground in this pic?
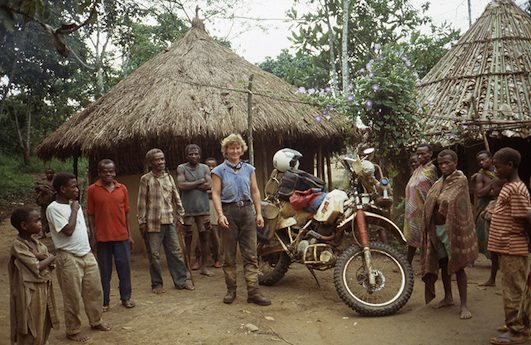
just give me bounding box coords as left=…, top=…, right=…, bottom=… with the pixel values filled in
left=0, top=216, right=514, bottom=345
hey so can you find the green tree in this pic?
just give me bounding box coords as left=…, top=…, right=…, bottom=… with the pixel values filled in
left=258, top=49, right=329, bottom=88
left=405, top=24, right=460, bottom=79
left=0, top=17, right=92, bottom=163
left=118, top=2, right=235, bottom=76
left=300, top=43, right=425, bottom=197
left=120, top=11, right=189, bottom=74
left=0, top=0, right=97, bottom=56
left=288, top=0, right=458, bottom=90
left=352, top=45, right=422, bottom=158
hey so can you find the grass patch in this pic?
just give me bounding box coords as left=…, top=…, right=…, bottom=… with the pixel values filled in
left=0, top=154, right=88, bottom=204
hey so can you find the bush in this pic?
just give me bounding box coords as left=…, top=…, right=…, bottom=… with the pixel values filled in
left=0, top=154, right=88, bottom=203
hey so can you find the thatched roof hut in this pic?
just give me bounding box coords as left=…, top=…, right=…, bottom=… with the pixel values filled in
left=36, top=18, right=344, bottom=252
left=417, top=0, right=530, bottom=144
left=416, top=0, right=530, bottom=183
left=36, top=19, right=343, bottom=185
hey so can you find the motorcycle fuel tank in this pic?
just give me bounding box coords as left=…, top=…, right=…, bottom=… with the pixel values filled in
left=313, top=190, right=349, bottom=224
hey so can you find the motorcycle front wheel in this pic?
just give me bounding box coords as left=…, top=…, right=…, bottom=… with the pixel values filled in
left=333, top=241, right=414, bottom=316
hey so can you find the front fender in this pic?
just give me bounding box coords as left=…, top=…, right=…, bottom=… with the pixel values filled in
left=339, top=211, right=406, bottom=244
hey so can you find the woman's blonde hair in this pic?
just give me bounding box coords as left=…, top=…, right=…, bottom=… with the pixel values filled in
left=220, top=134, right=247, bottom=156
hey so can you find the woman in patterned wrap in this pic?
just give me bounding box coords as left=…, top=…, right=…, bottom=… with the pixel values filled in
left=404, top=144, right=438, bottom=264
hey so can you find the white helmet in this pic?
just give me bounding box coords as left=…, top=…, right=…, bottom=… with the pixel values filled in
left=273, top=148, right=302, bottom=172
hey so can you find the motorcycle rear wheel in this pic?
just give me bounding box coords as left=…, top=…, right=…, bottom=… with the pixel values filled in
left=258, top=250, right=291, bottom=286
left=333, top=241, right=414, bottom=316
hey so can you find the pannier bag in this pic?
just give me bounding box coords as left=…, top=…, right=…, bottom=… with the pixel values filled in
left=289, top=188, right=323, bottom=210
left=278, top=169, right=326, bottom=201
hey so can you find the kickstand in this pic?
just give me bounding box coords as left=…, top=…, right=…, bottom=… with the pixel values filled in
left=306, top=266, right=321, bottom=288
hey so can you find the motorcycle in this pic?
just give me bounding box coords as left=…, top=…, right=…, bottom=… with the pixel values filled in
left=258, top=148, right=414, bottom=316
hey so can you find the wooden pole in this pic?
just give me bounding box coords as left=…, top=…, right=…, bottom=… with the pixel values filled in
left=471, top=96, right=491, bottom=152
left=326, top=152, right=333, bottom=191
left=317, top=145, right=324, bottom=179
left=73, top=154, right=79, bottom=179
left=467, top=0, right=472, bottom=27
left=247, top=74, right=255, bottom=165
left=261, top=143, right=268, bottom=193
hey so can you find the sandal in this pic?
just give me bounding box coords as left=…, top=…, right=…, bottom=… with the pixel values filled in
left=490, top=332, right=525, bottom=345
left=102, top=305, right=109, bottom=312
left=67, top=333, right=91, bottom=342
left=152, top=285, right=165, bottom=294
left=498, top=325, right=509, bottom=332
left=91, top=322, right=112, bottom=331
left=121, top=299, right=135, bottom=308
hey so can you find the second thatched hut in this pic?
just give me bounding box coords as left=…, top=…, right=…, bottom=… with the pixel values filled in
left=417, top=0, right=530, bottom=180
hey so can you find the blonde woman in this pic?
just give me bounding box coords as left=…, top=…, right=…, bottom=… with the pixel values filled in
left=211, top=134, right=271, bottom=306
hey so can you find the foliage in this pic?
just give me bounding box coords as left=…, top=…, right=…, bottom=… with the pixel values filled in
left=0, top=16, right=93, bottom=160
left=0, top=0, right=95, bottom=29
left=258, top=49, right=329, bottom=87
left=286, top=0, right=460, bottom=90
left=297, top=44, right=423, bottom=164
left=405, top=24, right=461, bottom=79
left=352, top=44, right=423, bottom=158
left=0, top=154, right=88, bottom=202
left=120, top=11, right=188, bottom=74
left=119, top=2, right=236, bottom=76
left=289, top=0, right=429, bottom=89
left=0, top=154, right=35, bottom=201
left=1, top=0, right=98, bottom=57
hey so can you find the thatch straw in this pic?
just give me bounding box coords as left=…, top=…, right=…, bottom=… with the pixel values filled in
left=417, top=0, right=531, bottom=144
left=36, top=19, right=344, bottom=174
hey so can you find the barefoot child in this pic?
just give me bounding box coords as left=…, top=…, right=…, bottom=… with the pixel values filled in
left=487, top=148, right=530, bottom=345
left=9, top=207, right=59, bottom=345
left=47, top=172, right=111, bottom=342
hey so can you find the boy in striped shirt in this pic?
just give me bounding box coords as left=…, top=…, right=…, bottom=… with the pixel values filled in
left=488, top=147, right=530, bottom=345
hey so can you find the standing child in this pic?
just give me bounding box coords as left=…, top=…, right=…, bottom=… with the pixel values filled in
left=47, top=172, right=111, bottom=342
left=9, top=207, right=59, bottom=345
left=488, top=148, right=531, bottom=345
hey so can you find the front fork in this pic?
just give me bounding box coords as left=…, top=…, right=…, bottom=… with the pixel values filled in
left=355, top=208, right=377, bottom=287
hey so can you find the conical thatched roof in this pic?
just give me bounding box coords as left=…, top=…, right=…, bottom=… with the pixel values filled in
left=36, top=19, right=343, bottom=173
left=417, top=0, right=531, bottom=144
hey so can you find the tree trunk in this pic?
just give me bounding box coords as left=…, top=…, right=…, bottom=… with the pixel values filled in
left=13, top=94, right=32, bottom=165
left=247, top=74, right=254, bottom=165
left=24, top=94, right=32, bottom=165
left=0, top=25, right=28, bottom=120
left=93, top=17, right=112, bottom=98
left=324, top=0, right=339, bottom=95
left=341, top=0, right=351, bottom=94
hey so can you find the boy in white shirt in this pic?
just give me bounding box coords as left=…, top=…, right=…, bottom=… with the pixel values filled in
left=47, top=172, right=111, bottom=342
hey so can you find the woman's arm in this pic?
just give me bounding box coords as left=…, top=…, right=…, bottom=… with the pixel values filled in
left=250, top=172, right=264, bottom=228
left=212, top=174, right=229, bottom=229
